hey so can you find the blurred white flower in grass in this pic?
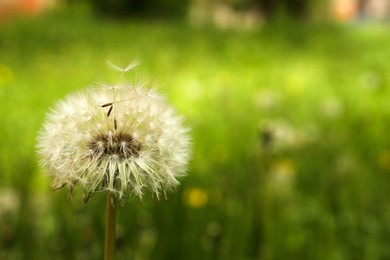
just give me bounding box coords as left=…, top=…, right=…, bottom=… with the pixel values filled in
left=0, top=188, right=19, bottom=218
left=253, top=89, right=280, bottom=110
left=260, top=119, right=317, bottom=151
left=320, top=97, right=344, bottom=119
left=361, top=70, right=383, bottom=91
left=37, top=83, right=191, bottom=204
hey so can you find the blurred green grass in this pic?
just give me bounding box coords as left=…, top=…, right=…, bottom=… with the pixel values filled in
left=1, top=7, right=390, bottom=260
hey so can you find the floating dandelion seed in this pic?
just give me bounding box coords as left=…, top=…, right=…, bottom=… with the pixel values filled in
left=37, top=79, right=191, bottom=204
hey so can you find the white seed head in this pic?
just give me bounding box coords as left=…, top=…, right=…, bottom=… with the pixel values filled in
left=37, top=84, right=191, bottom=203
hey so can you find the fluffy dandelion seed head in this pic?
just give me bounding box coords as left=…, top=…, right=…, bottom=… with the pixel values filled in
left=37, top=84, right=191, bottom=203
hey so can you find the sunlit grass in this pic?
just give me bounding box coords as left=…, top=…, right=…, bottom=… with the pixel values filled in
left=1, top=7, right=390, bottom=259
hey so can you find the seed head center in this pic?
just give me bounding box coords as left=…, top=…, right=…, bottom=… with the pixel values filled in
left=88, top=132, right=141, bottom=159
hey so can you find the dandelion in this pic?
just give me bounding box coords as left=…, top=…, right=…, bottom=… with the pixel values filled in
left=37, top=64, right=191, bottom=259
left=37, top=84, right=190, bottom=202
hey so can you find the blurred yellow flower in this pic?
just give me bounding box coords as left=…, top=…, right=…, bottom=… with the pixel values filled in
left=270, top=158, right=296, bottom=184
left=183, top=188, right=208, bottom=209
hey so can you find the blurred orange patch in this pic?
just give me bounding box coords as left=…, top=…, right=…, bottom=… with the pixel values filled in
left=330, top=0, right=358, bottom=21
left=0, top=0, right=52, bottom=21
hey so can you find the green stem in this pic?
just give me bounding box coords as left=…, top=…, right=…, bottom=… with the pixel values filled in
left=104, top=191, right=116, bottom=260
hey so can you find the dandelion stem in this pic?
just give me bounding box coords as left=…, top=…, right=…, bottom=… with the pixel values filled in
left=104, top=191, right=116, bottom=260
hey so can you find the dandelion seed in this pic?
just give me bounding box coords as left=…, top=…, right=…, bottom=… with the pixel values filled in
left=106, top=60, right=139, bottom=73
left=37, top=83, right=191, bottom=203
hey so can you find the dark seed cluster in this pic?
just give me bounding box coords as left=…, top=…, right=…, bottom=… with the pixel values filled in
left=88, top=132, right=141, bottom=159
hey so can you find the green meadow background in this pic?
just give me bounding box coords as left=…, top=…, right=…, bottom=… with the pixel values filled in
left=1, top=2, right=390, bottom=259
